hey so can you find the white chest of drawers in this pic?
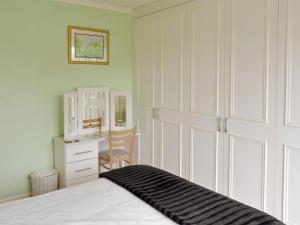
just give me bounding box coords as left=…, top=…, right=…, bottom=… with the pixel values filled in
left=53, top=136, right=102, bottom=188
left=54, top=134, right=140, bottom=188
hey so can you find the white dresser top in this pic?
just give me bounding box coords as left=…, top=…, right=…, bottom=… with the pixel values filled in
left=54, top=135, right=108, bottom=147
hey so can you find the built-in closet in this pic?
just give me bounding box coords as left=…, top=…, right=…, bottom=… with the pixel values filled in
left=134, top=0, right=300, bottom=224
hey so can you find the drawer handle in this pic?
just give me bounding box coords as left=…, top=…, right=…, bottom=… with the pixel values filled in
left=75, top=168, right=92, bottom=173
left=75, top=150, right=92, bottom=155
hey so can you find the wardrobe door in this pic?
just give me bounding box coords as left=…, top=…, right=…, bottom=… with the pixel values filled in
left=155, top=5, right=188, bottom=178
left=223, top=0, right=278, bottom=215
left=275, top=0, right=300, bottom=223
left=186, top=0, right=227, bottom=193
left=134, top=15, right=155, bottom=166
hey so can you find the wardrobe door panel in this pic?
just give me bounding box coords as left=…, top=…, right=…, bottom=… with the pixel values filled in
left=156, top=5, right=188, bottom=178
left=281, top=2, right=300, bottom=223
left=135, top=16, right=154, bottom=107
left=161, top=121, right=182, bottom=176
left=160, top=9, right=183, bottom=111
left=286, top=0, right=300, bottom=128
left=186, top=0, right=226, bottom=193
left=190, top=127, right=217, bottom=190
left=283, top=146, right=300, bottom=225
left=224, top=0, right=278, bottom=215
left=135, top=15, right=155, bottom=166
left=190, top=0, right=219, bottom=116
left=230, top=0, right=269, bottom=123
left=229, top=135, right=267, bottom=210
left=138, top=115, right=153, bottom=165
left=276, top=0, right=300, bottom=223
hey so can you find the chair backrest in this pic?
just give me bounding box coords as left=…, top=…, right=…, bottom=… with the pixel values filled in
left=109, top=127, right=137, bottom=160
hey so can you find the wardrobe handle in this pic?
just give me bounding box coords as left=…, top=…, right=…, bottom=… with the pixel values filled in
left=153, top=108, right=159, bottom=120
left=217, top=117, right=221, bottom=132
left=224, top=118, right=228, bottom=133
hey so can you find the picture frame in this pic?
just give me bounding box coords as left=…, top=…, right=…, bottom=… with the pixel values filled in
left=68, top=26, right=109, bottom=65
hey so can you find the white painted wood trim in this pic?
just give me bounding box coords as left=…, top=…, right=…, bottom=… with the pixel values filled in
left=133, top=0, right=193, bottom=18
left=0, top=193, right=30, bottom=204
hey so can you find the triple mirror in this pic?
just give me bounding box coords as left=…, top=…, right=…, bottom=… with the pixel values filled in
left=64, top=88, right=133, bottom=140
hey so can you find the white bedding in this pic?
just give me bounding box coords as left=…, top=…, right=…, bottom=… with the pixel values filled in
left=0, top=178, right=176, bottom=225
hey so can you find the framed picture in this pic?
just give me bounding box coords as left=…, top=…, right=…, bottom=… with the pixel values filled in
left=68, top=26, right=109, bottom=65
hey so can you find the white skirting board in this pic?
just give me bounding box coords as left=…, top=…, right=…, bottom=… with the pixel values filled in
left=0, top=193, right=30, bottom=204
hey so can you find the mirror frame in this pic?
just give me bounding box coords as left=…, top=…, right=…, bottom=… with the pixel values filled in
left=77, top=87, right=110, bottom=135
left=110, top=91, right=133, bottom=130
left=64, top=92, right=78, bottom=140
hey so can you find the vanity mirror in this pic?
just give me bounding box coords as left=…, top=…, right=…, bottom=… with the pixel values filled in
left=110, top=91, right=133, bottom=130
left=63, top=88, right=133, bottom=140
left=64, top=92, right=78, bottom=140
left=77, top=87, right=110, bottom=135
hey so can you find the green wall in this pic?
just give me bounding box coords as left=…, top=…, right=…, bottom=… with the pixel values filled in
left=0, top=0, right=133, bottom=199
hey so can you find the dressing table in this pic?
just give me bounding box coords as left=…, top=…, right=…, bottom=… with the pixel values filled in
left=54, top=87, right=140, bottom=188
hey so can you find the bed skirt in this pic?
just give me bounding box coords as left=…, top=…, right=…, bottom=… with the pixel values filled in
left=100, top=165, right=284, bottom=225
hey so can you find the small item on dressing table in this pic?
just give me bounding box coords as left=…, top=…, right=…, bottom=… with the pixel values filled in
left=64, top=139, right=80, bottom=144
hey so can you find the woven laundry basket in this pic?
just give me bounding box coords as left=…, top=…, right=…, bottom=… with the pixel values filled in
left=30, top=169, right=58, bottom=196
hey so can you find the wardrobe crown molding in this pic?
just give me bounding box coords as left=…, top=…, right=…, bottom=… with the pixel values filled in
left=133, top=0, right=193, bottom=18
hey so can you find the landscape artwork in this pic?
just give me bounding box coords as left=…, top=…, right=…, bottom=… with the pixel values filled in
left=68, top=26, right=109, bottom=65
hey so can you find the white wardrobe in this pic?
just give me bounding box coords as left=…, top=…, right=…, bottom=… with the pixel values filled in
left=134, top=0, right=300, bottom=224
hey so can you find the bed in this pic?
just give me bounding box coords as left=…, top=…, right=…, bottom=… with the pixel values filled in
left=0, top=165, right=284, bottom=225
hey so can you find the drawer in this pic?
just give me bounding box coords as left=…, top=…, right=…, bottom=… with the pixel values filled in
left=66, top=158, right=98, bottom=180
left=66, top=174, right=98, bottom=187
left=65, top=142, right=98, bottom=163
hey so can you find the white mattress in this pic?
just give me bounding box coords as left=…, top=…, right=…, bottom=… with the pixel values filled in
left=0, top=178, right=176, bottom=225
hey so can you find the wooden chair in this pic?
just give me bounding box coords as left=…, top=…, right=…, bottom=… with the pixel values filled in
left=99, top=127, right=137, bottom=172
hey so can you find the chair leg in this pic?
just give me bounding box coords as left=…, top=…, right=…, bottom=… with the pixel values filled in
left=109, top=161, right=113, bottom=170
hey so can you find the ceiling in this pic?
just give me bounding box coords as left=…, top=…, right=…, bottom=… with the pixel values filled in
left=56, top=0, right=158, bottom=13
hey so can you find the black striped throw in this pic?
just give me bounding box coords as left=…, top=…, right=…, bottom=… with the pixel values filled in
left=100, top=165, right=284, bottom=225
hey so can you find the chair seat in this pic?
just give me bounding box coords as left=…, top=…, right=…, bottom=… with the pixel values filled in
left=99, top=149, right=129, bottom=161
left=98, top=127, right=137, bottom=172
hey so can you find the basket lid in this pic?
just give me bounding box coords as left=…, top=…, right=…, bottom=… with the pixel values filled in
left=30, top=169, right=57, bottom=178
